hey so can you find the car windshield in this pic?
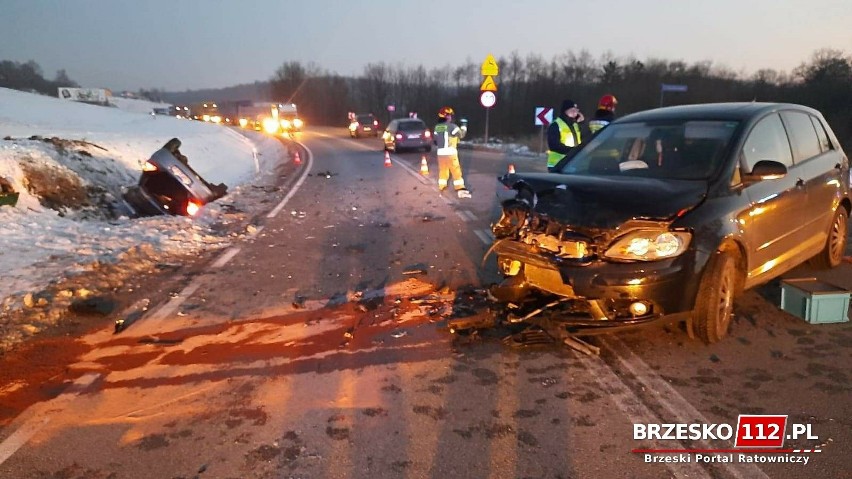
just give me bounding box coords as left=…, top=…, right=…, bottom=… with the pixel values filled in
left=398, top=121, right=425, bottom=132
left=558, top=120, right=739, bottom=181
left=356, top=115, right=373, bottom=123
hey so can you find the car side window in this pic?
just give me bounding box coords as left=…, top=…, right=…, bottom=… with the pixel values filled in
left=740, top=113, right=794, bottom=172
left=781, top=111, right=822, bottom=162
left=810, top=116, right=833, bottom=153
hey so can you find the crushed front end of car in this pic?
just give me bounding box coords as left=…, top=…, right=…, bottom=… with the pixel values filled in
left=484, top=173, right=704, bottom=339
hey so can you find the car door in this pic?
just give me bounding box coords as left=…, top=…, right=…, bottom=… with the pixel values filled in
left=739, top=113, right=809, bottom=284
left=780, top=110, right=845, bottom=257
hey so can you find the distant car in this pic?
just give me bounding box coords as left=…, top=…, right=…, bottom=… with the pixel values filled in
left=382, top=118, right=432, bottom=152
left=489, top=102, right=850, bottom=344
left=349, top=114, right=380, bottom=138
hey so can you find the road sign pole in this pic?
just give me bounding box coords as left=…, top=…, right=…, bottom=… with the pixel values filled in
left=484, top=107, right=490, bottom=146
left=539, top=126, right=544, bottom=155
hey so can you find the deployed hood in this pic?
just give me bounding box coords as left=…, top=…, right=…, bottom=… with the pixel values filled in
left=501, top=173, right=707, bottom=229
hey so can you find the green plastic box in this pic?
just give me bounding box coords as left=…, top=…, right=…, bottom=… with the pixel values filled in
left=0, top=192, right=19, bottom=207
left=780, top=278, right=851, bottom=324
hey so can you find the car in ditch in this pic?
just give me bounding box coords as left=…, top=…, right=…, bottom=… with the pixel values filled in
left=122, top=139, right=228, bottom=217
left=489, top=102, right=850, bottom=343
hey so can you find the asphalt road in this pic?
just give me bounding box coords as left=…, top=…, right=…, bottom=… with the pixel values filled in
left=0, top=126, right=849, bottom=479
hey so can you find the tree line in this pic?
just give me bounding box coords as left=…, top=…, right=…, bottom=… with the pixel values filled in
left=3, top=50, right=849, bottom=147
left=269, top=49, right=851, bottom=146
left=0, top=60, right=77, bottom=96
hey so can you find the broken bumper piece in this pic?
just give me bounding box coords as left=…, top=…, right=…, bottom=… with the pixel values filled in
left=489, top=240, right=694, bottom=332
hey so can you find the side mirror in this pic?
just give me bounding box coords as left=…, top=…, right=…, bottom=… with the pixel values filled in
left=747, top=160, right=787, bottom=180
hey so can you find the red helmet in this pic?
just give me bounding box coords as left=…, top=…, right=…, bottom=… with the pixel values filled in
left=598, top=94, right=618, bottom=111
left=438, top=106, right=455, bottom=118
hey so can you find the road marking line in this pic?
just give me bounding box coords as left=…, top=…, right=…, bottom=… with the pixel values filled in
left=455, top=211, right=471, bottom=222
left=577, top=354, right=712, bottom=479
left=602, top=337, right=771, bottom=479
left=268, top=143, right=315, bottom=218
left=474, top=229, right=492, bottom=245
left=0, top=373, right=100, bottom=466
left=147, top=278, right=204, bottom=323
left=462, top=210, right=477, bottom=221
left=211, top=247, right=241, bottom=269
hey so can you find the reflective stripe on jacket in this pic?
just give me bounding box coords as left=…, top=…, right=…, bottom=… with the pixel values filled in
left=588, top=119, right=610, bottom=134
left=546, top=117, right=582, bottom=168
left=434, top=122, right=465, bottom=156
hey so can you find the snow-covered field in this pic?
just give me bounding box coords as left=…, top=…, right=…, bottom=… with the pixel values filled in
left=0, top=88, right=286, bottom=350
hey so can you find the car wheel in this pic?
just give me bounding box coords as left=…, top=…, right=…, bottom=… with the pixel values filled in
left=693, top=250, right=738, bottom=344
left=424, top=145, right=432, bottom=152
left=809, top=206, right=848, bottom=269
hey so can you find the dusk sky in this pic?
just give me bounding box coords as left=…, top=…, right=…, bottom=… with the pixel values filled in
left=2, top=0, right=849, bottom=92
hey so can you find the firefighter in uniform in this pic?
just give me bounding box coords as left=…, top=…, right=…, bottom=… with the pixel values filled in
left=588, top=94, right=618, bottom=134
left=546, top=99, right=584, bottom=171
left=433, top=106, right=471, bottom=198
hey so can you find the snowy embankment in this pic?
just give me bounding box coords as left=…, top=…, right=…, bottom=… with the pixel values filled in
left=0, top=88, right=286, bottom=351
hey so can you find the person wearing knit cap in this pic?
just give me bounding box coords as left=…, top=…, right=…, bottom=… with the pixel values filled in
left=546, top=99, right=585, bottom=171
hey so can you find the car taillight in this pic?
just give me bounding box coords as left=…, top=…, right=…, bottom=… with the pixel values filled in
left=186, top=200, right=202, bottom=216
left=395, top=133, right=404, bottom=139
left=424, top=130, right=431, bottom=138
left=142, top=161, right=158, bottom=172
left=373, top=120, right=378, bottom=126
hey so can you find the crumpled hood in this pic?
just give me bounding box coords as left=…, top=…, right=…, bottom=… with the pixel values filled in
left=502, top=173, right=707, bottom=229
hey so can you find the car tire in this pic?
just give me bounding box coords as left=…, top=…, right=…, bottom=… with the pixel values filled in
left=693, top=250, right=739, bottom=344
left=809, top=206, right=848, bottom=269
left=424, top=145, right=432, bottom=152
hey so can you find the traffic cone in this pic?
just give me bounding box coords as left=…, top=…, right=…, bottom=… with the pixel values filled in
left=293, top=151, right=301, bottom=165
left=384, top=151, right=392, bottom=167
left=508, top=163, right=516, bottom=174
left=420, top=155, right=429, bottom=175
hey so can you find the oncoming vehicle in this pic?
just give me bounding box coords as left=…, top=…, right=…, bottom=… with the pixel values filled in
left=123, top=138, right=228, bottom=217
left=349, top=113, right=379, bottom=138
left=489, top=102, right=850, bottom=343
left=277, top=103, right=303, bottom=133
left=382, top=118, right=432, bottom=152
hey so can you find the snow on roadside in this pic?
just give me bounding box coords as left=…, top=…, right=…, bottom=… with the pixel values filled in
left=0, top=88, right=288, bottom=351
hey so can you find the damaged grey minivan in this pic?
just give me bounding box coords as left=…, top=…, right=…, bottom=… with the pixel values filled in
left=489, top=103, right=850, bottom=343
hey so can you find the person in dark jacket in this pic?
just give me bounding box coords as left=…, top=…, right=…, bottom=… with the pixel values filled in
left=546, top=99, right=585, bottom=171
left=588, top=94, right=618, bottom=134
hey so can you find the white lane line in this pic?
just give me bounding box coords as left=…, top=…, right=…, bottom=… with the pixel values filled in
left=455, top=211, right=471, bottom=222
left=247, top=224, right=265, bottom=238
left=146, top=278, right=204, bottom=323
left=268, top=143, right=315, bottom=218
left=577, top=354, right=712, bottom=479
left=473, top=229, right=492, bottom=245
left=211, top=247, right=241, bottom=269
left=390, top=153, right=431, bottom=185
left=602, top=337, right=771, bottom=479
left=462, top=210, right=477, bottom=221
left=0, top=373, right=100, bottom=466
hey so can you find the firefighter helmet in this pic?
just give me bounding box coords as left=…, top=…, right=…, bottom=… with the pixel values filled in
left=598, top=94, right=618, bottom=111
left=438, top=106, right=455, bottom=118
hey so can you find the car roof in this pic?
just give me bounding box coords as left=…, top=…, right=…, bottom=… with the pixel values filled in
left=618, top=102, right=821, bottom=123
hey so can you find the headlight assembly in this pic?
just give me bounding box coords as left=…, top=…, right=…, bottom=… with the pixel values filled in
left=604, top=230, right=691, bottom=261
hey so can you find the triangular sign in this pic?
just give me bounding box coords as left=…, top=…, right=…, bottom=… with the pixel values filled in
left=480, top=76, right=497, bottom=92
left=481, top=54, right=499, bottom=76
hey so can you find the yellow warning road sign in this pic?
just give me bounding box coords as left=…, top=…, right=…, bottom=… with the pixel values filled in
left=480, top=75, right=497, bottom=92
left=481, top=54, right=499, bottom=76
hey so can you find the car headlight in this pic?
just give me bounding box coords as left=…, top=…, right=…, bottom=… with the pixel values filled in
left=293, top=118, right=303, bottom=128
left=280, top=119, right=292, bottom=129
left=262, top=117, right=279, bottom=134
left=604, top=230, right=691, bottom=261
